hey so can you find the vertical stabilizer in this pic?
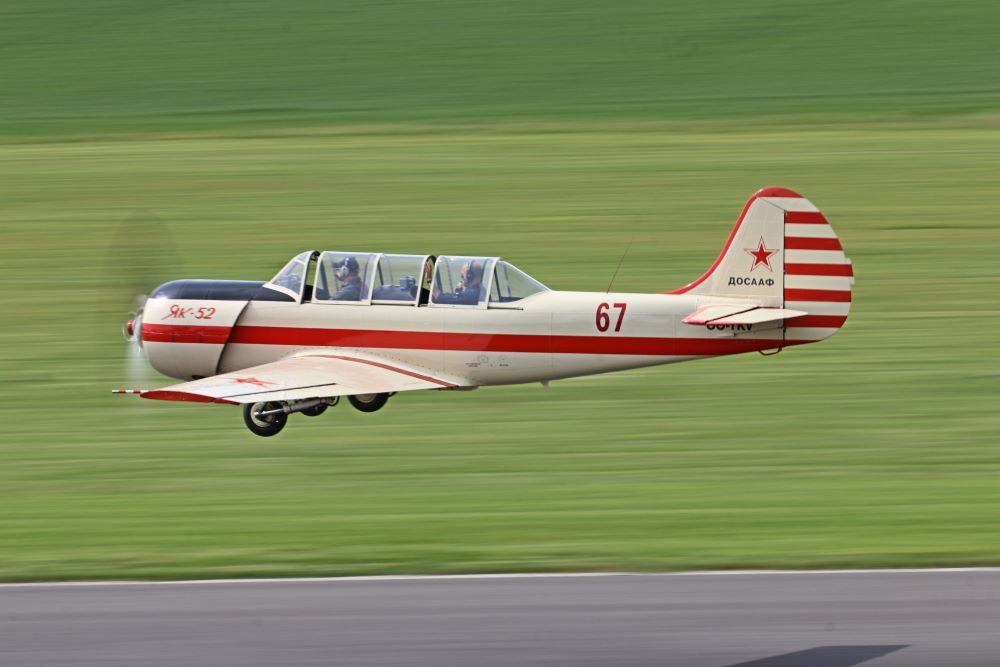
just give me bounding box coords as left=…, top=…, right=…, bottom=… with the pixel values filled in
left=670, top=187, right=853, bottom=343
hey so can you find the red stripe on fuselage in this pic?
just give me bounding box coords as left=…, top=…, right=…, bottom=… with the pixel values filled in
left=785, top=263, right=854, bottom=277
left=150, top=323, right=794, bottom=356
left=239, top=326, right=788, bottom=356
left=785, top=211, right=828, bottom=224
left=142, top=323, right=231, bottom=344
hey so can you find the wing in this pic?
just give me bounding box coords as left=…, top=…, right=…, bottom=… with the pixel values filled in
left=139, top=351, right=468, bottom=404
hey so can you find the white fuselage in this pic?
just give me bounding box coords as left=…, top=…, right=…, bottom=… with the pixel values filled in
left=142, top=289, right=796, bottom=386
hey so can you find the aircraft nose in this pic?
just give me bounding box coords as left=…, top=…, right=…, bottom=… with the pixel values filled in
left=123, top=312, right=144, bottom=344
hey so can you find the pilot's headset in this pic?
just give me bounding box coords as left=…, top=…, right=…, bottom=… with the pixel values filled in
left=335, top=256, right=359, bottom=281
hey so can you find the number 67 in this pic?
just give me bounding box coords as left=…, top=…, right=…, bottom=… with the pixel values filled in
left=596, top=302, right=627, bottom=332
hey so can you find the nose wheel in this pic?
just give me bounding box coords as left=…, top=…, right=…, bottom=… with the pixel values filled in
left=243, top=402, right=288, bottom=437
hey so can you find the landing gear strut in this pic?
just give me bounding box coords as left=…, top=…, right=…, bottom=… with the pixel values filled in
left=300, top=396, right=340, bottom=417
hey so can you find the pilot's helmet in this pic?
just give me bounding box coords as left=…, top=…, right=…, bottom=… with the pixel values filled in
left=334, top=256, right=360, bottom=279
left=461, top=260, right=482, bottom=283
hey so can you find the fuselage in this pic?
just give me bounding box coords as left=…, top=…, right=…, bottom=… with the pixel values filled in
left=137, top=185, right=856, bottom=390
left=140, top=284, right=799, bottom=386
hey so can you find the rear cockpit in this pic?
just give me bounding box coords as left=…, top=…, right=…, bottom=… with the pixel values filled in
left=263, top=251, right=548, bottom=307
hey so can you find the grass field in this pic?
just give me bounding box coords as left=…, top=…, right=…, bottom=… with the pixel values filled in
left=1, top=1, right=999, bottom=581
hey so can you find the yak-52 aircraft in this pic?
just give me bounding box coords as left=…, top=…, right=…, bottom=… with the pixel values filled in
left=114, top=188, right=853, bottom=436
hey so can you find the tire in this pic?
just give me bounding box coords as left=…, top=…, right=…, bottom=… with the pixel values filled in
left=348, top=393, right=390, bottom=413
left=243, top=402, right=288, bottom=437
left=301, top=404, right=328, bottom=417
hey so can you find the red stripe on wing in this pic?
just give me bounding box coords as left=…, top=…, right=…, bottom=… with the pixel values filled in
left=141, top=390, right=237, bottom=404
left=308, top=354, right=457, bottom=387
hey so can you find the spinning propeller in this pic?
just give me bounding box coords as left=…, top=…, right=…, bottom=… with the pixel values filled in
left=105, top=210, right=179, bottom=390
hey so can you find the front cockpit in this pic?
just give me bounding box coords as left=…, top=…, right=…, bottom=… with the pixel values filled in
left=262, top=251, right=549, bottom=308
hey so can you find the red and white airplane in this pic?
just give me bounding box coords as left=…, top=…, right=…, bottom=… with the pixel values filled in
left=115, top=187, right=852, bottom=436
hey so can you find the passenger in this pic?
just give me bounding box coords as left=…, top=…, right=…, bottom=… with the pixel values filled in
left=331, top=256, right=363, bottom=301
left=435, top=260, right=484, bottom=305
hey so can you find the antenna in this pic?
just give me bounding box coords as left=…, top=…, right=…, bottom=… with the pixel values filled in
left=605, top=236, right=635, bottom=293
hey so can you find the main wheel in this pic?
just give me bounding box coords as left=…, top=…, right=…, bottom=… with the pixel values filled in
left=243, top=402, right=288, bottom=437
left=348, top=393, right=390, bottom=413
left=301, top=404, right=327, bottom=417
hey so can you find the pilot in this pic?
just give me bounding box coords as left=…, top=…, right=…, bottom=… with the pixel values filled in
left=331, top=256, right=363, bottom=301
left=435, top=260, right=484, bottom=305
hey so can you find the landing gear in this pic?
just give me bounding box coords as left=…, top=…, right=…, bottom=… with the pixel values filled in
left=348, top=393, right=390, bottom=413
left=301, top=404, right=327, bottom=417
left=243, top=397, right=341, bottom=436
left=243, top=402, right=287, bottom=437
left=241, top=395, right=387, bottom=436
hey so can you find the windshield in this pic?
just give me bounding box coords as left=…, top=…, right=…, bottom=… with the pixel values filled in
left=265, top=251, right=313, bottom=299
left=489, top=260, right=548, bottom=304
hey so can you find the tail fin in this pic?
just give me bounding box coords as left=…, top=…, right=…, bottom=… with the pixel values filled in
left=670, top=187, right=853, bottom=342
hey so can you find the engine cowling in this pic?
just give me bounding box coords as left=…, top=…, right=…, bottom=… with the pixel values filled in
left=140, top=280, right=283, bottom=380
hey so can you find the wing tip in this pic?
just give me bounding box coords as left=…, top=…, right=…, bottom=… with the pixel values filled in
left=141, top=390, right=237, bottom=405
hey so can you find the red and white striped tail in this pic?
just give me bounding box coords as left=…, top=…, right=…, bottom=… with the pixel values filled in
left=780, top=194, right=853, bottom=343
left=671, top=187, right=853, bottom=343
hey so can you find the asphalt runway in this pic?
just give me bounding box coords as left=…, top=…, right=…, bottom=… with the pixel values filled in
left=3, top=570, right=1000, bottom=666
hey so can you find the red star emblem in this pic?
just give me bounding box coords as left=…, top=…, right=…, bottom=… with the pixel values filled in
left=231, top=377, right=274, bottom=388
left=744, top=237, right=778, bottom=272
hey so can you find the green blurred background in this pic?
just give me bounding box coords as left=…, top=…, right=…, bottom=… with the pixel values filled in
left=2, top=0, right=999, bottom=581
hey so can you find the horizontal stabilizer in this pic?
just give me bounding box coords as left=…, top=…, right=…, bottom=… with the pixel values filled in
left=684, top=305, right=807, bottom=326
left=682, top=305, right=755, bottom=325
